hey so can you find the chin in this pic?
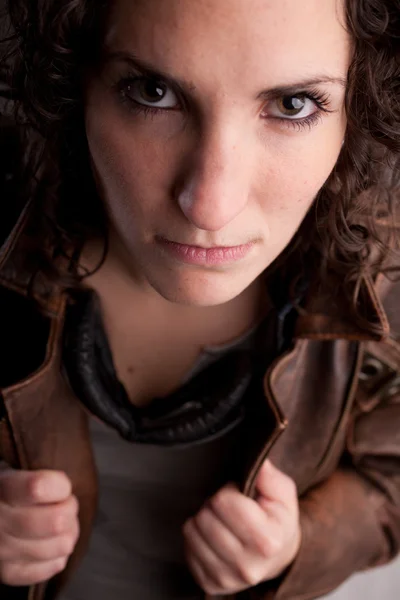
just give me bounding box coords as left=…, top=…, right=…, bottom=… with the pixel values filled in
left=146, top=268, right=252, bottom=307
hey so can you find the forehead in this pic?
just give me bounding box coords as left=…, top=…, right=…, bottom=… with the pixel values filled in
left=104, top=0, right=351, bottom=89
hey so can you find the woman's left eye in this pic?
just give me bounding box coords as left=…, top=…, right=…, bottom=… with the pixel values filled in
left=121, top=77, right=179, bottom=109
left=264, top=95, right=318, bottom=120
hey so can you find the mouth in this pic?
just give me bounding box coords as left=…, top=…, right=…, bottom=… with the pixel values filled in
left=155, top=236, right=256, bottom=266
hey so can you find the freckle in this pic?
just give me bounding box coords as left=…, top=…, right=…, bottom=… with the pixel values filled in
left=127, top=366, right=135, bottom=374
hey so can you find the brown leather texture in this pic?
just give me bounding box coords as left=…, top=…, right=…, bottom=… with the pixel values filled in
left=0, top=215, right=400, bottom=600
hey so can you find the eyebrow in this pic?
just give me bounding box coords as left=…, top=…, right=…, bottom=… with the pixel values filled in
left=104, top=51, right=347, bottom=98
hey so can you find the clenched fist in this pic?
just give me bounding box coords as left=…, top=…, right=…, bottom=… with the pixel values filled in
left=183, top=459, right=301, bottom=595
left=0, top=467, right=79, bottom=586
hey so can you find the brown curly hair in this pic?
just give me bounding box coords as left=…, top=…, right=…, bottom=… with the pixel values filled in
left=1, top=0, right=400, bottom=335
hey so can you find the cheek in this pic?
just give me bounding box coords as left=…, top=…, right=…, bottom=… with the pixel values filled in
left=85, top=103, right=179, bottom=222
left=263, top=131, right=342, bottom=216
left=254, top=132, right=343, bottom=250
left=88, top=132, right=160, bottom=203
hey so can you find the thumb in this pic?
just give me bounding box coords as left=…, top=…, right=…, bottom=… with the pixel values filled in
left=255, top=459, right=295, bottom=505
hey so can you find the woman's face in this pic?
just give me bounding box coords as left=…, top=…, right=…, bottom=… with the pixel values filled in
left=85, top=0, right=351, bottom=306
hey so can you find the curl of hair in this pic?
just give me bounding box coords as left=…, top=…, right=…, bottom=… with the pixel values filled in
left=1, top=0, right=400, bottom=335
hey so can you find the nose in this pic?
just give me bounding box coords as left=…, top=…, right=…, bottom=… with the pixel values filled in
left=176, top=122, right=252, bottom=232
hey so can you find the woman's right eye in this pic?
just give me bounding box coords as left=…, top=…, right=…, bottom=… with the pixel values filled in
left=121, top=77, right=179, bottom=110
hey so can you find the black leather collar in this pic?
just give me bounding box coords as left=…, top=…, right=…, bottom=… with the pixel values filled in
left=62, top=289, right=273, bottom=447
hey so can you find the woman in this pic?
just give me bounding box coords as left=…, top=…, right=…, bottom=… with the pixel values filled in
left=0, top=0, right=399, bottom=599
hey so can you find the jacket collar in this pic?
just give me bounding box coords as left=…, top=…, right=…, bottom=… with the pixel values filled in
left=0, top=204, right=390, bottom=342
left=294, top=271, right=389, bottom=341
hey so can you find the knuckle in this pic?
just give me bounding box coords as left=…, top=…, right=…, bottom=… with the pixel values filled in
left=211, top=568, right=223, bottom=587
left=58, top=556, right=69, bottom=570
left=200, top=578, right=217, bottom=595
left=202, top=583, right=215, bottom=595
left=263, top=535, right=283, bottom=557
left=195, top=508, right=208, bottom=529
left=254, top=534, right=275, bottom=558
left=59, top=535, right=76, bottom=557
left=238, top=563, right=262, bottom=587
left=212, top=570, right=226, bottom=588
left=51, top=556, right=68, bottom=576
left=214, top=570, right=235, bottom=591
left=210, top=490, right=227, bottom=512
left=50, top=512, right=68, bottom=536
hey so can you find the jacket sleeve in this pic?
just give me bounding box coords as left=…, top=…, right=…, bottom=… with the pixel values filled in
left=255, top=342, right=400, bottom=600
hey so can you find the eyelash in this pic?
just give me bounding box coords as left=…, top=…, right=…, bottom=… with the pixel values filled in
left=113, top=75, right=332, bottom=132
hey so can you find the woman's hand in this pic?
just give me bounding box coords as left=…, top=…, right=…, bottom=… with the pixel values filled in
left=183, top=459, right=301, bottom=595
left=0, top=467, right=79, bottom=586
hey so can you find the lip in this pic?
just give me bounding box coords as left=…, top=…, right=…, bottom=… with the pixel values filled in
left=156, top=237, right=255, bottom=266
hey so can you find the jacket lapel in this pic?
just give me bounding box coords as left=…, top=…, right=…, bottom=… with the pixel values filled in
left=0, top=208, right=98, bottom=598
left=240, top=270, right=389, bottom=498
left=0, top=293, right=98, bottom=598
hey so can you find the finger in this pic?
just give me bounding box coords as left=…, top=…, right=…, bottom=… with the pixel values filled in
left=256, top=460, right=298, bottom=507
left=2, top=495, right=79, bottom=540
left=0, top=557, right=68, bottom=587
left=192, top=505, right=243, bottom=566
left=184, top=519, right=234, bottom=581
left=0, top=470, right=72, bottom=507
left=0, top=519, right=79, bottom=563
left=190, top=507, right=281, bottom=588
left=184, top=530, right=238, bottom=595
left=208, top=486, right=277, bottom=555
left=185, top=551, right=218, bottom=595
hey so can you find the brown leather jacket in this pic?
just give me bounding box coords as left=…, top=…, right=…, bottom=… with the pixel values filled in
left=1, top=208, right=400, bottom=600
